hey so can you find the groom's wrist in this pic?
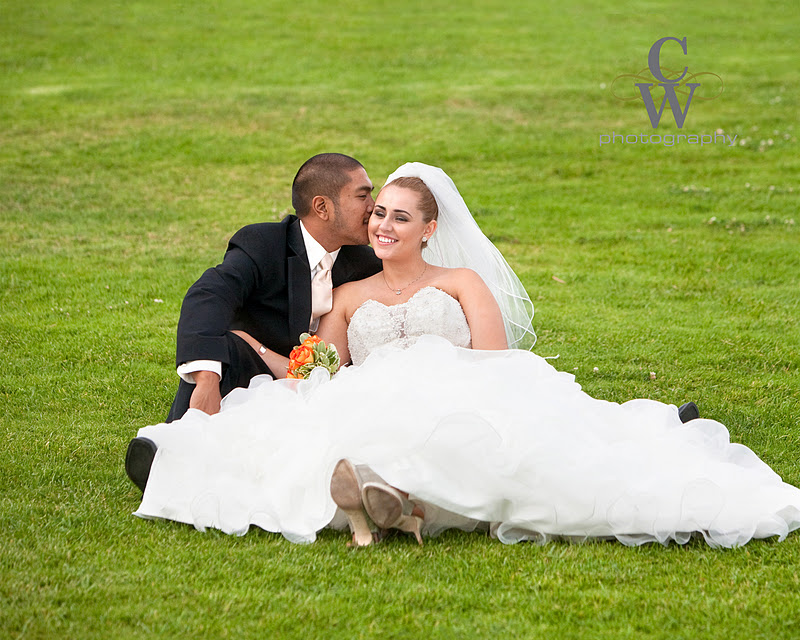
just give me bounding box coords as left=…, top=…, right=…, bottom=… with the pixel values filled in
left=177, top=359, right=222, bottom=383
left=193, top=370, right=221, bottom=386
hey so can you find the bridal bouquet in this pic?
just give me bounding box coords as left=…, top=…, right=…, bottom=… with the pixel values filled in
left=286, top=333, right=340, bottom=379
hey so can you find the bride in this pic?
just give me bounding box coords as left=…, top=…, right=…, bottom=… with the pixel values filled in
left=134, top=163, right=800, bottom=548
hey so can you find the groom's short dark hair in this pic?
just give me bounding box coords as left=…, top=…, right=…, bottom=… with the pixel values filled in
left=292, top=153, right=364, bottom=217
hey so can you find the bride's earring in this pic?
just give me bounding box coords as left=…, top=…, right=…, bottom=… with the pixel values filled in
left=422, top=237, right=428, bottom=242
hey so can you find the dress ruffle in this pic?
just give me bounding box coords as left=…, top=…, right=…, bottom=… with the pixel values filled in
left=136, top=336, right=800, bottom=547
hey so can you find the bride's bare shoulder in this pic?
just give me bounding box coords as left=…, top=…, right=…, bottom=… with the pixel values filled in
left=434, top=266, right=486, bottom=288
left=335, top=272, right=381, bottom=293
left=333, top=273, right=383, bottom=310
left=428, top=267, right=491, bottom=301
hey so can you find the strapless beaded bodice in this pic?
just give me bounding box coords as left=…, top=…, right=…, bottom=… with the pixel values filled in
left=346, top=287, right=472, bottom=366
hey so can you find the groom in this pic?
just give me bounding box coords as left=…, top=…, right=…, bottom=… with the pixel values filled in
left=125, top=153, right=382, bottom=492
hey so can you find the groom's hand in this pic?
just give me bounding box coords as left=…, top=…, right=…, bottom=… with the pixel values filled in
left=190, top=370, right=222, bottom=415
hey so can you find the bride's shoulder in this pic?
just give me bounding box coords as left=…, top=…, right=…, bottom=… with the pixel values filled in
left=335, top=272, right=381, bottom=294
left=434, top=266, right=486, bottom=289
left=431, top=267, right=494, bottom=308
left=333, top=274, right=382, bottom=312
left=427, top=267, right=491, bottom=303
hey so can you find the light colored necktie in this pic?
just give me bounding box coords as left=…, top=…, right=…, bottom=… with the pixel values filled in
left=310, top=252, right=334, bottom=325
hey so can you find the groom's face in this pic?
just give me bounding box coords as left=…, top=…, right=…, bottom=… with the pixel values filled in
left=330, top=167, right=374, bottom=246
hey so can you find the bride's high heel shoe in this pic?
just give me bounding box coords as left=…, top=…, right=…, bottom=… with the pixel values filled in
left=361, top=482, right=424, bottom=545
left=330, top=459, right=384, bottom=547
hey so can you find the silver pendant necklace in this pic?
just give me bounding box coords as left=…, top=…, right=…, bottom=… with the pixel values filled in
left=383, top=264, right=428, bottom=295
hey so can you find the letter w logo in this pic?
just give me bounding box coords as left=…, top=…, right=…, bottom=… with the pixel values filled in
left=635, top=82, right=701, bottom=129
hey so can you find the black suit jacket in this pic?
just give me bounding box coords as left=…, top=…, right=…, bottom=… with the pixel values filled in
left=175, top=215, right=382, bottom=367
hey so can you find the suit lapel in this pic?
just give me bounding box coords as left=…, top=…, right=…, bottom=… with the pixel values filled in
left=287, top=219, right=312, bottom=338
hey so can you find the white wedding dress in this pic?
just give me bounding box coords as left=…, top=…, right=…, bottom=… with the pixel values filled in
left=135, top=287, right=800, bottom=547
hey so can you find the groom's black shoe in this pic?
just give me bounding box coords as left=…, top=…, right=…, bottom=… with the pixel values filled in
left=125, top=437, right=157, bottom=492
left=678, top=402, right=700, bottom=423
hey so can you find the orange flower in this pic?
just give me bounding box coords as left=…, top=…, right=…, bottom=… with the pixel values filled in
left=286, top=332, right=338, bottom=380
left=290, top=344, right=314, bottom=366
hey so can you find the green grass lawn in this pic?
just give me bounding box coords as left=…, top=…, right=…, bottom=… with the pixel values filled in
left=2, top=1, right=799, bottom=637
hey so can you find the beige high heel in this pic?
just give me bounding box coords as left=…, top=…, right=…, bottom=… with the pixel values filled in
left=329, top=459, right=383, bottom=547
left=361, top=482, right=424, bottom=545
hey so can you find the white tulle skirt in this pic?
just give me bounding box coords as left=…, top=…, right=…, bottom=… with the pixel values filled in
left=135, top=336, right=800, bottom=547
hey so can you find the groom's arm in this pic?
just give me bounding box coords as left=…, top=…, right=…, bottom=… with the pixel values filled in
left=175, top=245, right=263, bottom=366
left=173, top=246, right=264, bottom=417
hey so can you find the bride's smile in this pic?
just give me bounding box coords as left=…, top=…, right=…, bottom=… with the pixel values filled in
left=368, top=185, right=436, bottom=259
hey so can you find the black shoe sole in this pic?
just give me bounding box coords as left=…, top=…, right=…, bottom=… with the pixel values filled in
left=125, top=437, right=157, bottom=492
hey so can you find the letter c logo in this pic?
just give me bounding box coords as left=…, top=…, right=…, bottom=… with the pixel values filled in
left=648, top=37, right=688, bottom=84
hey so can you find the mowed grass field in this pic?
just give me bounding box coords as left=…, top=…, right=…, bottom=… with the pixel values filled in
left=1, top=1, right=798, bottom=638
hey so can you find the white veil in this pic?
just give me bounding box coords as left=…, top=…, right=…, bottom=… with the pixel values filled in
left=384, top=162, right=536, bottom=349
